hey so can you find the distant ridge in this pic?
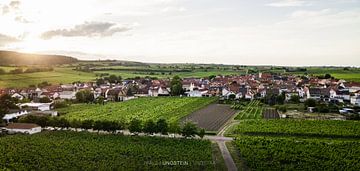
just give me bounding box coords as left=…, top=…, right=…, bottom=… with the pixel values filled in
left=0, top=51, right=78, bottom=65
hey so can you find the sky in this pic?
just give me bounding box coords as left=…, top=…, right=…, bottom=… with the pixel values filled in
left=0, top=0, right=359, bottom=66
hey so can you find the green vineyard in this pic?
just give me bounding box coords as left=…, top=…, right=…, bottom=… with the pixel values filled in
left=233, top=119, right=360, bottom=138
left=234, top=100, right=263, bottom=120
left=231, top=119, right=360, bottom=170
left=0, top=131, right=216, bottom=171
left=59, top=97, right=216, bottom=123
left=234, top=136, right=360, bottom=170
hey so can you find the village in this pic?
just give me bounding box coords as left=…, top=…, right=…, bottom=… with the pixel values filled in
left=1, top=72, right=360, bottom=134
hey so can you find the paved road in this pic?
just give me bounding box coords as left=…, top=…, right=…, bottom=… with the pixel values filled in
left=213, top=119, right=240, bottom=171
left=217, top=141, right=238, bottom=171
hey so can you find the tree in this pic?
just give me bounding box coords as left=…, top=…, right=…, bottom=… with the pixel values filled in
left=181, top=122, right=198, bottom=138
left=76, top=90, right=94, bottom=103
left=38, top=81, right=51, bottom=88
left=95, top=96, right=105, bottom=105
left=290, top=95, right=300, bottom=103
left=70, top=119, right=81, bottom=131
left=106, top=75, right=122, bottom=84
left=155, top=119, right=168, bottom=135
left=39, top=97, right=51, bottom=103
left=276, top=92, right=286, bottom=105
left=169, top=122, right=181, bottom=134
left=229, top=94, right=236, bottom=100
left=304, top=98, right=317, bottom=108
left=170, top=75, right=183, bottom=96
left=143, top=119, right=156, bottom=134
left=198, top=128, right=206, bottom=139
left=129, top=118, right=142, bottom=133
left=81, top=120, right=94, bottom=130
left=208, top=75, right=216, bottom=80
left=93, top=120, right=104, bottom=132
left=324, top=73, right=332, bottom=79
left=0, top=94, right=18, bottom=115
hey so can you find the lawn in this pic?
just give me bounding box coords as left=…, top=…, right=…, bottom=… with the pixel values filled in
left=0, top=131, right=217, bottom=170
left=60, top=97, right=217, bottom=123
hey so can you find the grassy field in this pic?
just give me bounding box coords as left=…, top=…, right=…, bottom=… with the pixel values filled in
left=1, top=64, right=359, bottom=88
left=93, top=70, right=244, bottom=79
left=0, top=131, right=218, bottom=170
left=0, top=65, right=245, bottom=88
left=288, top=67, right=360, bottom=82
left=229, top=119, right=360, bottom=170
left=0, top=67, right=96, bottom=88
left=60, top=97, right=217, bottom=123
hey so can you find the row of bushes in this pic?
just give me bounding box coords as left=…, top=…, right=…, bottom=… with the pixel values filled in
left=18, top=115, right=206, bottom=138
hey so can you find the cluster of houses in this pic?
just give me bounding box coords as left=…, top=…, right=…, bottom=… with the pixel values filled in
left=1, top=72, right=360, bottom=134
left=1, top=73, right=360, bottom=105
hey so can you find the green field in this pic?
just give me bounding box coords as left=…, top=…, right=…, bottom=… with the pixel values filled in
left=234, top=101, right=263, bottom=120
left=1, top=64, right=359, bottom=88
left=234, top=136, right=360, bottom=170
left=288, top=67, right=360, bottom=82
left=0, top=64, right=245, bottom=88
left=232, top=119, right=360, bottom=138
left=0, top=67, right=96, bottom=88
left=229, top=119, right=360, bottom=170
left=94, top=70, right=244, bottom=79
left=60, top=97, right=217, bottom=123
left=0, top=131, right=217, bottom=170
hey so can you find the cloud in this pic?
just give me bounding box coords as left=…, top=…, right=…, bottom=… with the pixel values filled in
left=9, top=1, right=20, bottom=9
left=15, top=15, right=31, bottom=23
left=41, top=21, right=133, bottom=40
left=266, top=0, right=310, bottom=7
left=0, top=33, right=20, bottom=46
left=1, top=1, right=20, bottom=15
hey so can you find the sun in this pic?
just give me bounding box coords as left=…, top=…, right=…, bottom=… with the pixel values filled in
left=16, top=38, right=50, bottom=53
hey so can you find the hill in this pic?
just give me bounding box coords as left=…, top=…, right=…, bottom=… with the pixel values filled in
left=0, top=51, right=77, bottom=65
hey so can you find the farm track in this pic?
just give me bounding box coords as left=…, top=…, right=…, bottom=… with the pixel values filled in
left=181, top=104, right=238, bottom=131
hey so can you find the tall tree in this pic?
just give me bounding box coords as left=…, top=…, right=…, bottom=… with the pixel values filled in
left=129, top=118, right=142, bottom=133
left=181, top=122, right=198, bottom=138
left=143, top=119, right=156, bottom=134
left=0, top=94, right=18, bottom=116
left=156, top=119, right=168, bottom=135
left=170, top=75, right=183, bottom=96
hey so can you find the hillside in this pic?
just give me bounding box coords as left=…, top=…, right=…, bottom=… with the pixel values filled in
left=0, top=51, right=77, bottom=65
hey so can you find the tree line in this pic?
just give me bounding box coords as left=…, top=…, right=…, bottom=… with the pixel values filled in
left=0, top=51, right=77, bottom=65
left=18, top=115, right=206, bottom=138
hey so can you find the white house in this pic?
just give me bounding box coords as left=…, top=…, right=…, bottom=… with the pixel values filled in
left=2, top=111, right=29, bottom=123
left=5, top=123, right=42, bottom=134
left=11, top=93, right=24, bottom=101
left=20, top=103, right=51, bottom=111
left=148, top=86, right=170, bottom=96
left=186, top=89, right=202, bottom=97
left=54, top=91, right=76, bottom=100
left=350, top=96, right=360, bottom=106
